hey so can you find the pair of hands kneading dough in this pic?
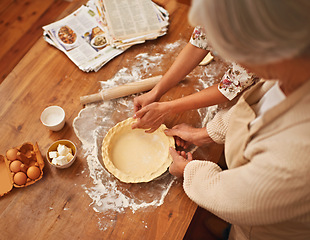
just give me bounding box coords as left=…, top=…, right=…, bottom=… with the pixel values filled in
left=102, top=118, right=175, bottom=183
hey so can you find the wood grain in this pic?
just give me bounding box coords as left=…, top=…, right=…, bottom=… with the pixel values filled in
left=0, top=1, right=224, bottom=239
left=0, top=0, right=83, bottom=82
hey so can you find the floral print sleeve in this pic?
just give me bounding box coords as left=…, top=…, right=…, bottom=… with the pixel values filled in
left=190, top=26, right=209, bottom=50
left=218, top=63, right=258, bottom=100
left=190, top=26, right=258, bottom=100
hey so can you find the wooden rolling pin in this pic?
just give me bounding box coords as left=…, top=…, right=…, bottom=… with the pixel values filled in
left=80, top=75, right=162, bottom=105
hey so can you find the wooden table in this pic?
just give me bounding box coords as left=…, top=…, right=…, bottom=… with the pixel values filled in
left=0, top=1, right=224, bottom=239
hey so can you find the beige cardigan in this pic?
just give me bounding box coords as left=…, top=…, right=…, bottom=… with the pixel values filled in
left=183, top=79, right=310, bottom=240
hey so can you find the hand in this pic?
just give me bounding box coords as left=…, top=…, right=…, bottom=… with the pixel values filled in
left=165, top=123, right=214, bottom=147
left=133, top=91, right=158, bottom=113
left=169, top=147, right=192, bottom=178
left=132, top=102, right=170, bottom=133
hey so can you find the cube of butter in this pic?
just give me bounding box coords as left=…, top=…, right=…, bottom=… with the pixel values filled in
left=66, top=152, right=74, bottom=162
left=52, top=155, right=68, bottom=166
left=49, top=151, right=58, bottom=159
left=57, top=144, right=72, bottom=156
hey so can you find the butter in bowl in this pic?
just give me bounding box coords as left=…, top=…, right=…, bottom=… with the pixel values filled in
left=46, top=140, right=77, bottom=169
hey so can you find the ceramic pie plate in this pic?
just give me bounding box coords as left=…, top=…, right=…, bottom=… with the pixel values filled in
left=102, top=118, right=175, bottom=183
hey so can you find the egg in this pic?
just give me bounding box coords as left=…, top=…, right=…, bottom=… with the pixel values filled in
left=27, top=166, right=41, bottom=180
left=13, top=172, right=27, bottom=185
left=6, top=148, right=19, bottom=161
left=9, top=160, right=23, bottom=173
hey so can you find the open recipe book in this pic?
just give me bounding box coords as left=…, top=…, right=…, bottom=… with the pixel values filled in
left=42, top=0, right=169, bottom=72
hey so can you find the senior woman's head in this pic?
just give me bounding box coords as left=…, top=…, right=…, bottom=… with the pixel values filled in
left=188, top=0, right=310, bottom=66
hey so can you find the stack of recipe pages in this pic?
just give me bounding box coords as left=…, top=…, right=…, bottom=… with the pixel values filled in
left=42, top=0, right=169, bottom=72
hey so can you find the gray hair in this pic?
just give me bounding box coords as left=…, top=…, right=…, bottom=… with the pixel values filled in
left=188, top=0, right=310, bottom=65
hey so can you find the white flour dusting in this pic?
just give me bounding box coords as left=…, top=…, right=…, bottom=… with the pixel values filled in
left=73, top=40, right=223, bottom=231
left=163, top=40, right=182, bottom=52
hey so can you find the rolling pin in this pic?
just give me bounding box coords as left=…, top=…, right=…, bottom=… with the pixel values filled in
left=80, top=75, right=162, bottom=105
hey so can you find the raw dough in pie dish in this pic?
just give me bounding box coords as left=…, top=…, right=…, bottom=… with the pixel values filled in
left=102, top=118, right=175, bottom=183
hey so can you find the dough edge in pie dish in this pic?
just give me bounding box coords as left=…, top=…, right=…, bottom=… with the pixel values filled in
left=102, top=117, right=175, bottom=183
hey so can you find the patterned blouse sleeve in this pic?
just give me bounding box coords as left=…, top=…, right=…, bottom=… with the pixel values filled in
left=218, top=63, right=259, bottom=100
left=190, top=27, right=258, bottom=100
left=190, top=26, right=209, bottom=50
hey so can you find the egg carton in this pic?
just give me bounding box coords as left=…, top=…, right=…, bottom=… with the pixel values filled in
left=0, top=142, right=44, bottom=197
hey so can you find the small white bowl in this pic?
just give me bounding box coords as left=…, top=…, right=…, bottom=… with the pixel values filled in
left=91, top=34, right=107, bottom=48
left=40, top=106, right=65, bottom=131
left=56, top=26, right=77, bottom=47
left=46, top=140, right=77, bottom=169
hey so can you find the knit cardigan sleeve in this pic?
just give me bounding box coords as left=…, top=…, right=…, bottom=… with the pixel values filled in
left=206, top=105, right=235, bottom=144
left=183, top=123, right=310, bottom=226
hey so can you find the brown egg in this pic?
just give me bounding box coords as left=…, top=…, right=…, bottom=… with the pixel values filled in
left=27, top=166, right=41, bottom=180
left=6, top=148, right=19, bottom=161
left=9, top=160, right=23, bottom=173
left=13, top=172, right=27, bottom=185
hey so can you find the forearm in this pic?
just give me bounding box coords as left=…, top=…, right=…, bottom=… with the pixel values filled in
left=152, top=43, right=209, bottom=99
left=184, top=148, right=310, bottom=226
left=183, top=160, right=269, bottom=225
left=162, top=84, right=228, bottom=114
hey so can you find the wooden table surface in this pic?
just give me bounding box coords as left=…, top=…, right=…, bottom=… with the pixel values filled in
left=0, top=1, right=225, bottom=239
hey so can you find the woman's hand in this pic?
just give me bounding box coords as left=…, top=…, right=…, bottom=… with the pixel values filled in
left=132, top=102, right=170, bottom=133
left=169, top=147, right=192, bottom=178
left=165, top=123, right=214, bottom=148
left=133, top=91, right=158, bottom=113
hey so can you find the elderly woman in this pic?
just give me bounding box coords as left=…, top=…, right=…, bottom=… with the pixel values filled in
left=165, top=0, right=310, bottom=239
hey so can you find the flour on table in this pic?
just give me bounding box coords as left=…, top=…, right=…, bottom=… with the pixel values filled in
left=73, top=40, right=221, bottom=231
left=163, top=40, right=182, bottom=52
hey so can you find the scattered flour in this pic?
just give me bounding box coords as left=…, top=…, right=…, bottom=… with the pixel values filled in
left=163, top=40, right=182, bottom=52
left=73, top=40, right=222, bottom=231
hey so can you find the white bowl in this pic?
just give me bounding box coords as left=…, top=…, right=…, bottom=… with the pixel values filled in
left=46, top=140, right=77, bottom=169
left=56, top=26, right=77, bottom=47
left=40, top=106, right=65, bottom=131
left=91, top=34, right=107, bottom=48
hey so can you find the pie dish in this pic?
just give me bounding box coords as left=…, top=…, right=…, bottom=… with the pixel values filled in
left=102, top=118, right=175, bottom=183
